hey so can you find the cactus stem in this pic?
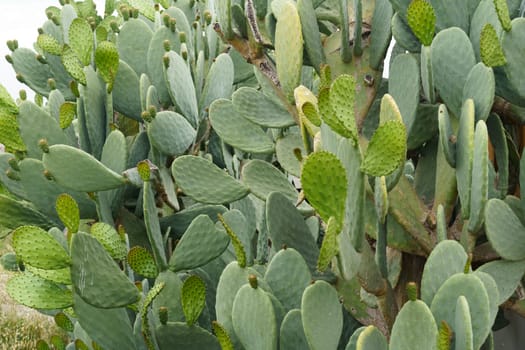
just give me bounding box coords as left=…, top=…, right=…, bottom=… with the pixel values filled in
left=406, top=282, right=418, bottom=301
left=463, top=253, right=472, bottom=274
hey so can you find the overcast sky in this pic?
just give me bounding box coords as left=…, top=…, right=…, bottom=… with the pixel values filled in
left=0, top=0, right=105, bottom=98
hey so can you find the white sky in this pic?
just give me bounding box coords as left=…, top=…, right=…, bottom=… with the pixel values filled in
left=0, top=0, right=105, bottom=98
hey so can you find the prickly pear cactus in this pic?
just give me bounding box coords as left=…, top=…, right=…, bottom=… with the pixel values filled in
left=1, top=0, right=525, bottom=349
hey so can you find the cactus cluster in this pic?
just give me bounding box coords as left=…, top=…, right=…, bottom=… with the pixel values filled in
left=1, top=0, right=525, bottom=349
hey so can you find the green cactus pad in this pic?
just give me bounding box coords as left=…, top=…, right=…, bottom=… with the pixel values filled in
left=209, top=99, right=275, bottom=154
left=280, top=309, right=309, bottom=349
left=379, top=93, right=403, bottom=124
left=241, top=159, right=298, bottom=202
left=389, top=298, right=438, bottom=350
left=421, top=240, right=468, bottom=305
left=148, top=111, right=196, bottom=156
left=389, top=54, right=420, bottom=134
left=7, top=272, right=73, bottom=309
left=218, top=213, right=248, bottom=267
left=302, top=280, right=342, bottom=350
left=69, top=18, right=93, bottom=66
left=472, top=270, right=499, bottom=327
left=329, top=75, right=358, bottom=142
left=430, top=273, right=491, bottom=350
left=152, top=271, right=185, bottom=323
left=170, top=214, right=230, bottom=272
left=73, top=293, right=137, bottom=350
left=90, top=222, right=127, bottom=260
left=10, top=47, right=54, bottom=96
left=318, top=88, right=349, bottom=138
left=317, top=216, right=340, bottom=272
left=172, top=155, right=249, bottom=204
left=437, top=104, right=456, bottom=167
left=25, top=265, right=71, bottom=285
left=468, top=120, right=488, bottom=233
left=117, top=19, right=153, bottom=76
left=232, top=282, right=277, bottom=350
left=232, top=87, right=294, bottom=128
left=95, top=41, right=119, bottom=92
left=431, top=0, right=469, bottom=32
left=477, top=259, right=525, bottom=304
left=275, top=1, right=303, bottom=100
left=456, top=99, right=475, bottom=218
left=61, top=45, right=86, bottom=85
left=480, top=24, right=507, bottom=67
left=56, top=193, right=79, bottom=233
left=37, top=34, right=63, bottom=56
left=370, top=0, right=394, bottom=69
left=71, top=232, right=140, bottom=308
left=0, top=115, right=25, bottom=152
left=200, top=53, right=235, bottom=110
left=391, top=13, right=421, bottom=52
left=113, top=60, right=142, bottom=120
left=18, top=101, right=71, bottom=158
left=155, top=322, right=220, bottom=349
left=484, top=198, right=525, bottom=260
left=83, top=66, right=107, bottom=159
left=181, top=275, right=206, bottom=326
left=462, top=63, right=495, bottom=122
left=212, top=321, right=234, bottom=350
left=275, top=133, right=304, bottom=177
left=494, top=0, right=512, bottom=31
left=127, top=246, right=158, bottom=278
left=42, top=144, right=127, bottom=192
left=266, top=192, right=320, bottom=270
left=356, top=326, right=389, bottom=349
left=12, top=225, right=70, bottom=270
left=297, top=0, right=324, bottom=72
left=361, top=120, right=407, bottom=177
left=301, top=151, right=347, bottom=225
left=407, top=0, right=435, bottom=46
left=54, top=312, right=74, bottom=332
left=502, top=19, right=525, bottom=101
left=164, top=51, right=198, bottom=126
left=454, top=295, right=474, bottom=350
left=59, top=102, right=76, bottom=129
left=431, top=27, right=476, bottom=116
left=0, top=194, right=55, bottom=230
left=264, top=247, right=311, bottom=311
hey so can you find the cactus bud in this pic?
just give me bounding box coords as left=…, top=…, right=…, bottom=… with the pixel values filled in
left=281, top=244, right=288, bottom=250
left=121, top=7, right=130, bottom=21
left=189, top=0, right=195, bottom=8
left=162, top=14, right=170, bottom=28
left=36, top=54, right=47, bottom=64
left=14, top=150, right=25, bottom=161
left=87, top=17, right=96, bottom=30
left=181, top=45, right=188, bottom=61
left=163, top=39, right=171, bottom=52
left=7, top=40, right=18, bottom=52
left=48, top=78, right=56, bottom=90
left=406, top=282, right=418, bottom=301
left=148, top=105, right=157, bottom=118
left=204, top=11, right=212, bottom=25
left=363, top=74, right=374, bottom=86
left=248, top=274, right=258, bottom=289
left=293, top=148, right=303, bottom=162
left=35, top=94, right=43, bottom=107
left=137, top=160, right=151, bottom=181
left=169, top=18, right=176, bottom=32
left=46, top=10, right=54, bottom=20
left=5, top=54, right=13, bottom=64
left=39, top=138, right=49, bottom=153
left=70, top=80, right=80, bottom=98
left=38, top=27, right=44, bottom=35
left=110, top=20, right=120, bottom=33
left=154, top=3, right=160, bottom=11
left=132, top=8, right=139, bottom=18
left=192, top=21, right=198, bottom=30
left=5, top=169, right=20, bottom=181
left=16, top=74, right=25, bottom=83
left=7, top=158, right=20, bottom=171
left=117, top=224, right=126, bottom=241
left=141, top=110, right=153, bottom=123
left=179, top=31, right=187, bottom=43
left=159, top=306, right=168, bottom=325
left=59, top=0, right=66, bottom=5
left=43, top=169, right=54, bottom=180
left=464, top=253, right=472, bottom=274
left=162, top=53, right=170, bottom=68
left=19, top=89, right=27, bottom=101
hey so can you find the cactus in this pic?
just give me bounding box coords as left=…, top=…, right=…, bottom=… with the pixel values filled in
left=1, top=0, right=525, bottom=348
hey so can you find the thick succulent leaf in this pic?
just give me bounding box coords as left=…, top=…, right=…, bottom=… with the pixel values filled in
left=148, top=111, right=196, bottom=156
left=90, top=222, right=127, bottom=260
left=485, top=198, right=525, bottom=261
left=7, top=272, right=73, bottom=309
left=389, top=299, right=438, bottom=350
left=502, top=18, right=525, bottom=101
left=477, top=259, right=525, bottom=304
left=181, top=275, right=206, bottom=326
left=12, top=225, right=71, bottom=269
left=69, top=18, right=93, bottom=66
left=329, top=75, right=357, bottom=141
left=56, top=193, right=79, bottom=233
left=407, top=0, right=436, bottom=46
left=480, top=24, right=507, bottom=67
left=95, top=41, right=119, bottom=92
left=241, top=159, right=298, bottom=202
left=172, top=155, right=249, bottom=204
left=361, top=120, right=407, bottom=177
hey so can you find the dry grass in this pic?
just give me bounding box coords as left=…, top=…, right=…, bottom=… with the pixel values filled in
left=0, top=239, right=68, bottom=349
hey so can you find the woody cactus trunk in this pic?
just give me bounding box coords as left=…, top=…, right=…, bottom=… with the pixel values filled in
left=1, top=0, right=525, bottom=349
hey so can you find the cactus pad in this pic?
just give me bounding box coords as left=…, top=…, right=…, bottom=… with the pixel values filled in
left=241, top=159, right=298, bottom=202
left=148, top=111, right=196, bottom=156
left=90, top=222, right=127, bottom=261
left=181, top=275, right=206, bottom=326
left=127, top=246, right=158, bottom=278
left=480, top=24, right=507, bottom=67
left=12, top=225, right=71, bottom=270
left=317, top=216, right=340, bottom=271
left=407, top=0, right=435, bottom=46
left=95, top=41, right=119, bottom=92
left=172, top=155, right=249, bottom=204
left=7, top=272, right=73, bottom=309
left=56, top=193, right=79, bottom=234
left=329, top=75, right=357, bottom=142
